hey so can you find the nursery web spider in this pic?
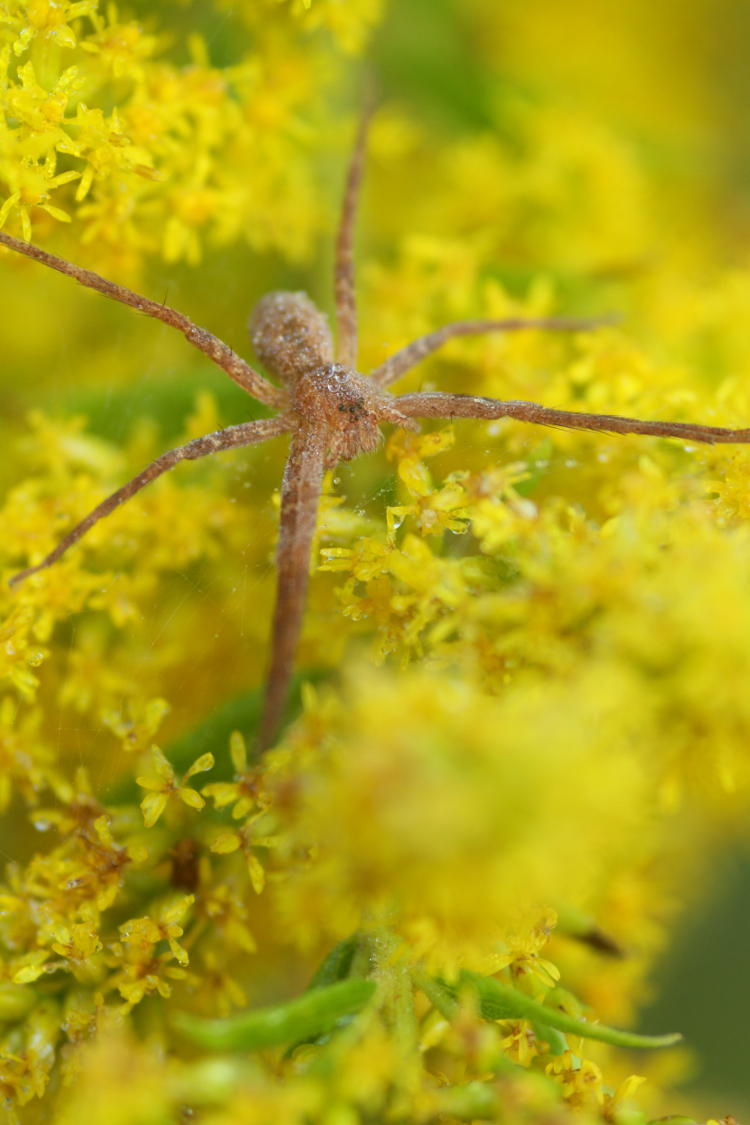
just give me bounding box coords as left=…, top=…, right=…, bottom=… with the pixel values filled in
left=4, top=113, right=750, bottom=750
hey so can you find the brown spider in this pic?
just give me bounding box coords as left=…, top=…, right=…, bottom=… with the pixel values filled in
left=3, top=113, right=750, bottom=750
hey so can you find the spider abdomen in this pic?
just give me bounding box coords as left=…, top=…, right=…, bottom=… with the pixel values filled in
left=249, top=291, right=334, bottom=384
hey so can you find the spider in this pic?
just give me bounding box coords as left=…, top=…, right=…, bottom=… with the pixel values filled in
left=3, top=112, right=750, bottom=751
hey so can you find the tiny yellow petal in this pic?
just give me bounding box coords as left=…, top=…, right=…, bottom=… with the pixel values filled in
left=12, top=964, right=47, bottom=984
left=184, top=752, right=215, bottom=779
left=246, top=853, right=265, bottom=894
left=202, top=781, right=238, bottom=808
left=229, top=731, right=247, bottom=773
left=50, top=171, right=81, bottom=188
left=0, top=192, right=20, bottom=226
left=151, top=747, right=175, bottom=782
left=178, top=787, right=205, bottom=811
left=135, top=776, right=163, bottom=792
left=140, top=792, right=169, bottom=828
left=169, top=939, right=189, bottom=966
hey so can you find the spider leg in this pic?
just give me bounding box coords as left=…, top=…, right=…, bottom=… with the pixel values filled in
left=394, top=391, right=750, bottom=444
left=257, top=425, right=326, bottom=751
left=370, top=315, right=613, bottom=389
left=0, top=231, right=287, bottom=409
left=9, top=417, right=290, bottom=587
left=334, top=106, right=374, bottom=369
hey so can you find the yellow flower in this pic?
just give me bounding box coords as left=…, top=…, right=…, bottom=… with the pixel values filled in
left=493, top=908, right=561, bottom=992
left=49, top=921, right=103, bottom=962
left=110, top=895, right=195, bottom=1004
left=210, top=821, right=274, bottom=895
left=269, top=665, right=649, bottom=966
left=102, top=697, right=170, bottom=754
left=545, top=1052, right=605, bottom=1109
left=137, top=747, right=214, bottom=827
left=202, top=731, right=266, bottom=820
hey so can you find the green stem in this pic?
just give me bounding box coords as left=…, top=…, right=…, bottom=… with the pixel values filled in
left=172, top=978, right=375, bottom=1051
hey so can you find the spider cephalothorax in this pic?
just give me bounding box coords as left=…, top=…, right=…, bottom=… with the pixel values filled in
left=3, top=109, right=750, bottom=750
left=293, top=363, right=418, bottom=466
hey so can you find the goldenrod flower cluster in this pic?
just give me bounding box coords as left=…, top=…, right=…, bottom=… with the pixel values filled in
left=0, top=0, right=342, bottom=265
left=1, top=0, right=749, bottom=1122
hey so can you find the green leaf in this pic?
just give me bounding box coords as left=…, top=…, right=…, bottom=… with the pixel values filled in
left=172, top=978, right=376, bottom=1051
left=458, top=971, right=682, bottom=1050
left=530, top=1020, right=567, bottom=1056
left=306, top=936, right=360, bottom=991
left=282, top=935, right=363, bottom=1059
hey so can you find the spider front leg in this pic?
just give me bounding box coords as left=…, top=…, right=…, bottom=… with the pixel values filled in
left=394, top=391, right=750, bottom=444
left=9, top=417, right=289, bottom=586
left=257, top=425, right=326, bottom=752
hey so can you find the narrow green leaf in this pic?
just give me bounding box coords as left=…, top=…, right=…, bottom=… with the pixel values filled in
left=172, top=978, right=375, bottom=1051
left=459, top=971, right=682, bottom=1050
left=282, top=936, right=363, bottom=1058
left=307, top=936, right=360, bottom=991
left=530, top=1020, right=567, bottom=1056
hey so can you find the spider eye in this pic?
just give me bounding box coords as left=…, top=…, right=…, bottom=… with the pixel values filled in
left=338, top=403, right=347, bottom=412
